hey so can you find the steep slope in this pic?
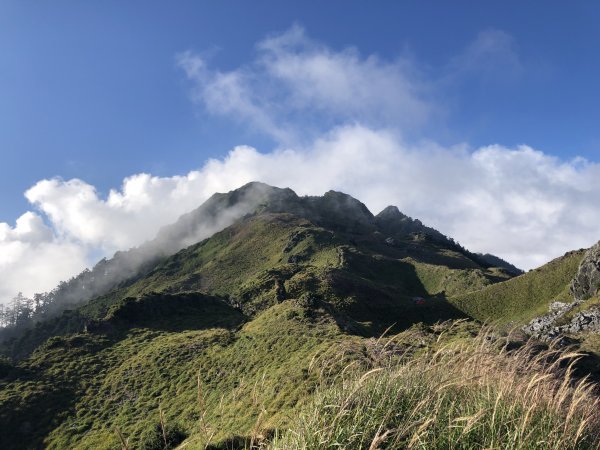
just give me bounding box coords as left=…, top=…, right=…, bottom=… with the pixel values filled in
left=448, top=241, right=600, bottom=390
left=3, top=183, right=290, bottom=322
left=0, top=183, right=527, bottom=449
left=449, top=250, right=586, bottom=325
left=3, top=183, right=515, bottom=360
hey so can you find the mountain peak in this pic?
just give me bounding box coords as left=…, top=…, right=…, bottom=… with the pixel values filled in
left=376, top=205, right=407, bottom=220
left=321, top=190, right=373, bottom=217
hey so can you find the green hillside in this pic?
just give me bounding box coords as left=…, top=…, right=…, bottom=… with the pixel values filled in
left=449, top=250, right=586, bottom=325
left=3, top=303, right=597, bottom=449
left=2, top=184, right=597, bottom=449
left=5, top=184, right=515, bottom=361
left=1, top=297, right=348, bottom=449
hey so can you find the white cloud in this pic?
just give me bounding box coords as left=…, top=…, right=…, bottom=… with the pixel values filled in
left=0, top=212, right=88, bottom=302
left=193, top=127, right=600, bottom=271
left=2, top=26, right=599, bottom=304
left=177, top=25, right=433, bottom=144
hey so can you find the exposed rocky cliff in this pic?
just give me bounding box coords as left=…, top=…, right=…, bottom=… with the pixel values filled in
left=570, top=241, right=600, bottom=301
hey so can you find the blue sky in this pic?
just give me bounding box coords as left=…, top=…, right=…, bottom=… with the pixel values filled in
left=2, top=1, right=600, bottom=301
left=2, top=1, right=600, bottom=222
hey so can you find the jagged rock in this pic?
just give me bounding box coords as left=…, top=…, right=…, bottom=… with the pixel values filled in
left=570, top=241, right=600, bottom=301
left=524, top=303, right=600, bottom=341
left=375, top=205, right=442, bottom=239
left=376, top=205, right=406, bottom=220
left=549, top=302, right=571, bottom=313
left=565, top=308, right=600, bottom=333
left=523, top=299, right=581, bottom=340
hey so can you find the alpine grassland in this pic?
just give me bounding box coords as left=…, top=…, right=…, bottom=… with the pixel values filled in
left=272, top=326, right=600, bottom=450
left=449, top=250, right=586, bottom=326
left=2, top=185, right=600, bottom=449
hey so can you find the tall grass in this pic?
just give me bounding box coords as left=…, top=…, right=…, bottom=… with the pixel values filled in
left=271, top=330, right=600, bottom=449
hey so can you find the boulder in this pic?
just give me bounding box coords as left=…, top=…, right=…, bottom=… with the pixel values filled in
left=570, top=241, right=600, bottom=301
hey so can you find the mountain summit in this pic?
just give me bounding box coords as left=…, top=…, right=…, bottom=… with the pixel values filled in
left=0, top=182, right=533, bottom=449
left=1, top=182, right=516, bottom=340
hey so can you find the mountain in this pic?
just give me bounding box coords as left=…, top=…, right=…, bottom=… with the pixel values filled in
left=1, top=182, right=514, bottom=359
left=476, top=253, right=523, bottom=275
left=0, top=183, right=288, bottom=324
left=2, top=183, right=597, bottom=449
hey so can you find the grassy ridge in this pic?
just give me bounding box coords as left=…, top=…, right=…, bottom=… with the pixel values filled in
left=449, top=250, right=585, bottom=325
left=0, top=206, right=536, bottom=449
left=76, top=212, right=498, bottom=337
left=2, top=209, right=511, bottom=364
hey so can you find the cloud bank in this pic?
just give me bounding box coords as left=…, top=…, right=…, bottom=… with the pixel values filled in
left=1, top=26, right=598, bottom=303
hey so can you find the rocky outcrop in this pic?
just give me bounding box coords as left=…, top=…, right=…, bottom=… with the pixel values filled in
left=524, top=243, right=600, bottom=341
left=570, top=241, right=600, bottom=301
left=525, top=305, right=600, bottom=341
left=523, top=301, right=580, bottom=340
left=561, top=308, right=600, bottom=334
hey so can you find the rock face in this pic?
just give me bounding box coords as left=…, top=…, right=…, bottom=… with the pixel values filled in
left=524, top=242, right=600, bottom=341
left=524, top=305, right=600, bottom=341
left=570, top=241, right=600, bottom=301
left=523, top=302, right=578, bottom=340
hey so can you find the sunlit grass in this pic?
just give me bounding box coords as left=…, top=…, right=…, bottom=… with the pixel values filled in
left=271, top=328, right=600, bottom=449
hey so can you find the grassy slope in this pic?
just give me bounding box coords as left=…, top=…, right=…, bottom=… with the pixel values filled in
left=80, top=213, right=509, bottom=331
left=5, top=306, right=599, bottom=449
left=449, top=250, right=585, bottom=325
left=6, top=209, right=513, bottom=361
left=1, top=298, right=399, bottom=449
left=0, top=210, right=523, bottom=448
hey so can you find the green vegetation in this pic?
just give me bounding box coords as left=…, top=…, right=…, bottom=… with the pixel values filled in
left=1, top=300, right=339, bottom=449
left=2, top=185, right=599, bottom=449
left=272, top=328, right=600, bottom=450
left=449, top=250, right=585, bottom=325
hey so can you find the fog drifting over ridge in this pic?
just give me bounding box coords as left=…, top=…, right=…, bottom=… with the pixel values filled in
left=1, top=26, right=599, bottom=304
left=2, top=128, right=599, bottom=303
